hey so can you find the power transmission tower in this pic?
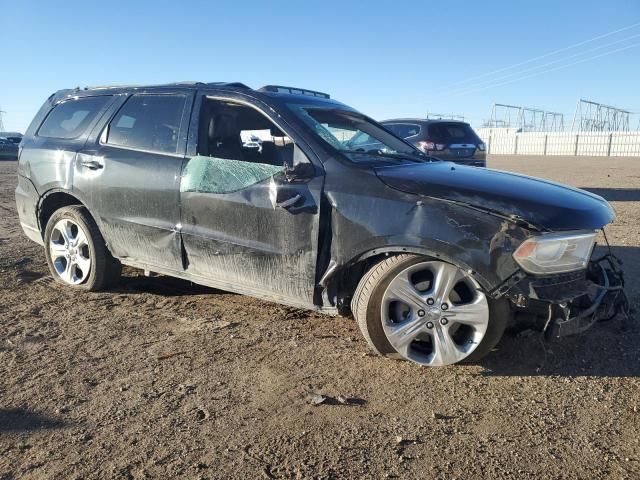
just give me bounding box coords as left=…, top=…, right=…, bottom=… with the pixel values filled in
left=426, top=112, right=465, bottom=122
left=0, top=106, right=5, bottom=132
left=485, top=103, right=564, bottom=132
left=571, top=99, right=630, bottom=131
left=542, top=111, right=565, bottom=131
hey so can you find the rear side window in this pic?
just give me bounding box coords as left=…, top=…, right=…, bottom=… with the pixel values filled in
left=106, top=94, right=186, bottom=154
left=37, top=96, right=111, bottom=139
left=428, top=123, right=481, bottom=143
left=385, top=123, right=421, bottom=138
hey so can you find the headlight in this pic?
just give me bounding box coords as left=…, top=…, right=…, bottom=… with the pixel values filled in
left=513, top=231, right=597, bottom=275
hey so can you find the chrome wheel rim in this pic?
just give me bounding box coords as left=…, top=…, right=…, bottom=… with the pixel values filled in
left=49, top=219, right=91, bottom=285
left=381, top=261, right=489, bottom=366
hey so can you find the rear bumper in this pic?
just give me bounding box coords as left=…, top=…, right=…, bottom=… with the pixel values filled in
left=15, top=174, right=43, bottom=245
left=0, top=152, right=18, bottom=160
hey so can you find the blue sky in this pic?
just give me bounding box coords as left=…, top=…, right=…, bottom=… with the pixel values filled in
left=2, top=0, right=640, bottom=132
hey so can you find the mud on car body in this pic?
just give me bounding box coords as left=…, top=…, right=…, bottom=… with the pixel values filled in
left=15, top=82, right=626, bottom=367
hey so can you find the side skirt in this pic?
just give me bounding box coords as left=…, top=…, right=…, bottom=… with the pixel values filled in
left=118, top=258, right=338, bottom=316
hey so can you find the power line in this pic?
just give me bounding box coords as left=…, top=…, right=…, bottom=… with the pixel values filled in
left=444, top=41, right=640, bottom=99
left=438, top=20, right=640, bottom=91
left=442, top=32, right=640, bottom=97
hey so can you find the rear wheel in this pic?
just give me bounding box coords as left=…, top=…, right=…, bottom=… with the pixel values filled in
left=352, top=254, right=509, bottom=366
left=44, top=206, right=121, bottom=291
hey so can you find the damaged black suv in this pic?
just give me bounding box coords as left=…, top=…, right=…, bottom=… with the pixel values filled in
left=15, top=82, right=624, bottom=367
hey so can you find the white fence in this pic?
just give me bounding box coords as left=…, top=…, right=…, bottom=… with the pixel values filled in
left=476, top=128, right=640, bottom=157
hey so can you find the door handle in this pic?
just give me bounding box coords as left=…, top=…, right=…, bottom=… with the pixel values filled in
left=275, top=193, right=302, bottom=209
left=80, top=159, right=103, bottom=170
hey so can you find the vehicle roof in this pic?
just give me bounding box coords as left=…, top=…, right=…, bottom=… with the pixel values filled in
left=381, top=118, right=470, bottom=125
left=51, top=82, right=345, bottom=107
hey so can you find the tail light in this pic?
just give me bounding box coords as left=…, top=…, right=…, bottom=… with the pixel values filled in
left=418, top=141, right=446, bottom=152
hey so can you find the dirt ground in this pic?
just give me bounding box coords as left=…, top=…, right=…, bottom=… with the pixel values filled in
left=1, top=155, right=638, bottom=479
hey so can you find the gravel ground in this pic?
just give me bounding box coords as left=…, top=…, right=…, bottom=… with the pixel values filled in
left=0, top=155, right=638, bottom=479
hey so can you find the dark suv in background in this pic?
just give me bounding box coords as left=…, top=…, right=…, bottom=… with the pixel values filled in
left=381, top=119, right=486, bottom=167
left=0, top=132, right=22, bottom=160
left=15, top=82, right=623, bottom=368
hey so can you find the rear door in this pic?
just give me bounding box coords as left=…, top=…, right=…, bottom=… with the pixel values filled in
left=178, top=93, right=323, bottom=307
left=75, top=90, right=194, bottom=270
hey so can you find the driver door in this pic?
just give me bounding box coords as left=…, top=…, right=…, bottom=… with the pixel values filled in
left=178, top=94, right=324, bottom=308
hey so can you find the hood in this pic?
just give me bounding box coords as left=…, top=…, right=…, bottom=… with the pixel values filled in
left=375, top=161, right=615, bottom=231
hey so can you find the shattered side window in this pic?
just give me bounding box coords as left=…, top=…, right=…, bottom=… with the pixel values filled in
left=181, top=156, right=283, bottom=194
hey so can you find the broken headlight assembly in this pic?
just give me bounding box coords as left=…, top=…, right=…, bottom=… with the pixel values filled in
left=513, top=231, right=597, bottom=275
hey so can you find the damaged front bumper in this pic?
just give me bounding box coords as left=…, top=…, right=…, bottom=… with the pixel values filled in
left=500, top=253, right=629, bottom=339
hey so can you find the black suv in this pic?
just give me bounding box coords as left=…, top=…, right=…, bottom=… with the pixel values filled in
left=381, top=119, right=486, bottom=167
left=0, top=133, right=22, bottom=160
left=15, top=82, right=622, bottom=367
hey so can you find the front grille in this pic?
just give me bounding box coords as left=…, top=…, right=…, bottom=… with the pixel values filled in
left=529, top=270, right=588, bottom=301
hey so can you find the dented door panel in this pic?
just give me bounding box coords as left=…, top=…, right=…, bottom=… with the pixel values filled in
left=180, top=172, right=323, bottom=304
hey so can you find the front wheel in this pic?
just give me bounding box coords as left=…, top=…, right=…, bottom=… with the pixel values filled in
left=352, top=254, right=510, bottom=367
left=44, top=205, right=121, bottom=291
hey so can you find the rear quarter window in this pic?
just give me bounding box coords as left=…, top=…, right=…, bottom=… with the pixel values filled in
left=385, top=123, right=421, bottom=138
left=37, top=96, right=111, bottom=139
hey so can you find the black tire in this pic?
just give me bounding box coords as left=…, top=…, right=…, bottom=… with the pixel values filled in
left=44, top=205, right=121, bottom=291
left=351, top=254, right=510, bottom=365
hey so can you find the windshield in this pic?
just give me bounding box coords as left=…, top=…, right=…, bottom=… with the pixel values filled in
left=286, top=104, right=423, bottom=163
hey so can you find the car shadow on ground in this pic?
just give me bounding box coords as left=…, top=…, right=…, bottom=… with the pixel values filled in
left=479, top=314, right=639, bottom=378
left=0, top=408, right=65, bottom=432
left=581, top=187, right=640, bottom=202
left=113, top=274, right=226, bottom=297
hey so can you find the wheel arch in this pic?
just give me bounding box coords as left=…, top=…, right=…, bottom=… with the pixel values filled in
left=326, top=245, right=493, bottom=314
left=37, top=190, right=106, bottom=248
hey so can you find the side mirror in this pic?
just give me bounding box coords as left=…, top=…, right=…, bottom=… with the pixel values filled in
left=283, top=144, right=316, bottom=181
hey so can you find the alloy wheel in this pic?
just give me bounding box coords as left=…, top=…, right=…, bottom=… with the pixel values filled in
left=381, top=261, right=489, bottom=366
left=49, top=218, right=92, bottom=285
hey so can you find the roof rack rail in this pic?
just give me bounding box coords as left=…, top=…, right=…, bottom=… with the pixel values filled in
left=258, top=85, right=330, bottom=99
left=82, top=84, right=142, bottom=90
left=83, top=81, right=252, bottom=90
left=165, top=81, right=206, bottom=86
left=206, top=82, right=251, bottom=89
